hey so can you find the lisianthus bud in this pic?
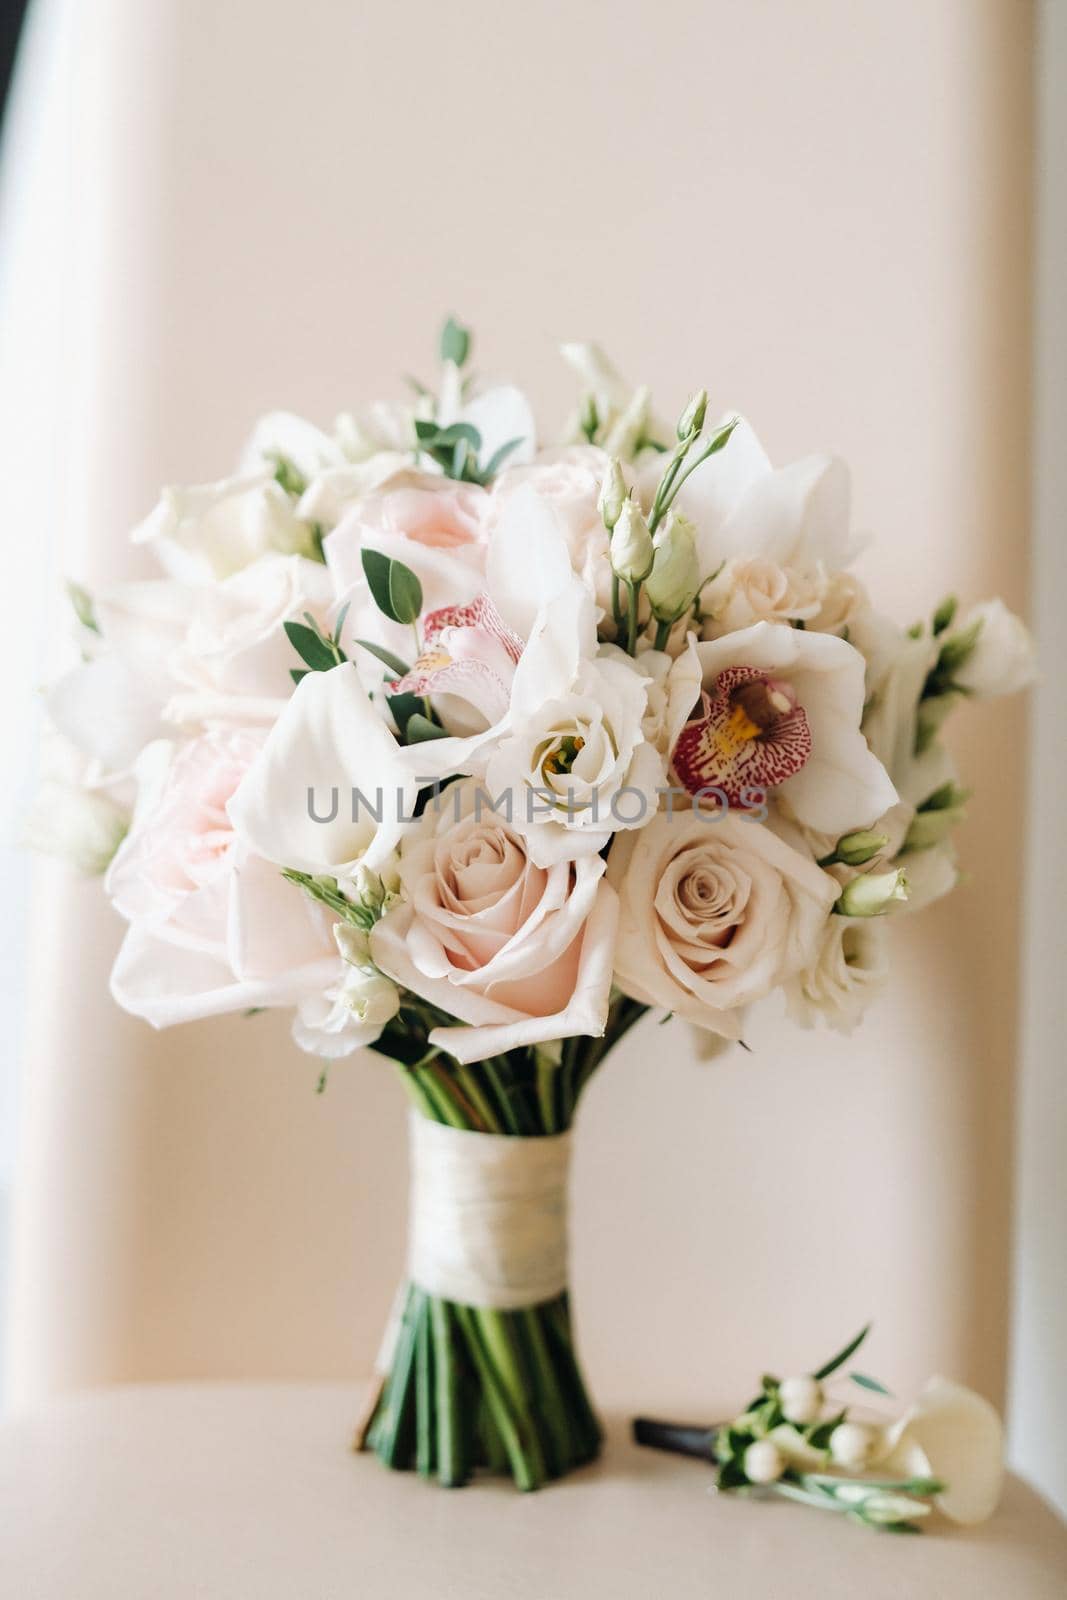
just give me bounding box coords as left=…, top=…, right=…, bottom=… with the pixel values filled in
left=677, top=388, right=708, bottom=440
left=646, top=512, right=700, bottom=622
left=778, top=1375, right=823, bottom=1425
left=610, top=498, right=654, bottom=583
left=833, top=829, right=889, bottom=867
left=597, top=457, right=628, bottom=531
left=743, top=1440, right=785, bottom=1485
left=343, top=969, right=401, bottom=1027
left=829, top=1421, right=877, bottom=1472
left=334, top=922, right=372, bottom=966
left=836, top=868, right=908, bottom=918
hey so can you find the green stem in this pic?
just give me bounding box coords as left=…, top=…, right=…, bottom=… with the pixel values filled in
left=625, top=579, right=639, bottom=655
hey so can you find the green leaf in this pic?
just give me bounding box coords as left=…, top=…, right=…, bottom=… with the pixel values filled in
left=937, top=617, right=983, bottom=675
left=440, top=315, right=471, bottom=367
left=284, top=619, right=337, bottom=672
left=405, top=713, right=449, bottom=743
left=331, top=600, right=351, bottom=647
left=432, top=422, right=481, bottom=450
left=387, top=690, right=422, bottom=738
left=67, top=579, right=100, bottom=634
left=355, top=638, right=412, bottom=678
left=290, top=667, right=309, bottom=685
left=267, top=450, right=308, bottom=497
left=388, top=561, right=422, bottom=625
left=482, top=436, right=525, bottom=479
left=452, top=436, right=472, bottom=480
left=851, top=1372, right=893, bottom=1396
left=361, top=548, right=422, bottom=625
left=932, top=595, right=957, bottom=636
left=814, top=1324, right=871, bottom=1381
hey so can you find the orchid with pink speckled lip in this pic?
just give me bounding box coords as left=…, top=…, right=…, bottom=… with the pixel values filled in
left=389, top=594, right=524, bottom=737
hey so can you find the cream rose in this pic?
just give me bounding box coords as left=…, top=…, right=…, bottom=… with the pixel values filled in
left=370, top=779, right=618, bottom=1064
left=607, top=810, right=838, bottom=1039
left=701, top=556, right=823, bottom=635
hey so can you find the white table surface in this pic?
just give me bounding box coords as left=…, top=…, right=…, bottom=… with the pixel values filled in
left=2, top=1383, right=1066, bottom=1599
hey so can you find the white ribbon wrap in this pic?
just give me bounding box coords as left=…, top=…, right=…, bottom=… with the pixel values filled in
left=407, top=1113, right=572, bottom=1310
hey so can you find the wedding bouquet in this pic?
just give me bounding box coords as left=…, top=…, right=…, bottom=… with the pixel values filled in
left=32, top=320, right=1035, bottom=1490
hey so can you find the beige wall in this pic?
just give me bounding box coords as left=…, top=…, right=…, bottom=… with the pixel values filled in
left=5, top=0, right=1036, bottom=1449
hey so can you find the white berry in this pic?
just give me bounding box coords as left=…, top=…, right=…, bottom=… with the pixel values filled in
left=778, top=1375, right=823, bottom=1425
left=743, top=1440, right=785, bottom=1485
left=829, top=1422, right=875, bottom=1471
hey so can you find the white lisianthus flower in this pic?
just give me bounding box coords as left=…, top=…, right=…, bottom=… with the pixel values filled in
left=559, top=342, right=667, bottom=457
left=878, top=1377, right=1004, bottom=1525
left=132, top=412, right=344, bottom=581
left=786, top=916, right=889, bottom=1033
left=607, top=811, right=838, bottom=1040
left=370, top=778, right=618, bottom=1065
left=637, top=415, right=857, bottom=581
left=227, top=663, right=419, bottom=878
left=291, top=961, right=400, bottom=1060
left=165, top=553, right=335, bottom=727
left=678, top=622, right=897, bottom=837
left=701, top=555, right=824, bottom=635
left=485, top=650, right=665, bottom=868
left=855, top=615, right=939, bottom=790
left=45, top=580, right=195, bottom=774
left=947, top=598, right=1037, bottom=698
left=615, top=635, right=702, bottom=763
left=134, top=476, right=316, bottom=583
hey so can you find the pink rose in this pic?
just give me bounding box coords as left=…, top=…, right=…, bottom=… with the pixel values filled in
left=370, top=779, right=618, bottom=1064
left=107, top=730, right=339, bottom=1026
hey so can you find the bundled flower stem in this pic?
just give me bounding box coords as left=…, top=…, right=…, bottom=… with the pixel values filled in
left=363, top=997, right=646, bottom=1490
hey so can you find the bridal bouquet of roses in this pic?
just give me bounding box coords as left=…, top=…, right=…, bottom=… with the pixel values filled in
left=32, top=320, right=1035, bottom=1490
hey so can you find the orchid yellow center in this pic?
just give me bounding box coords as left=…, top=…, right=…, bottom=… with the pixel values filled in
left=414, top=646, right=452, bottom=674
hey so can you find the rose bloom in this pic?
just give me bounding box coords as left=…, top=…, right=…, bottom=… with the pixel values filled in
left=108, top=729, right=342, bottom=1028
left=370, top=779, right=618, bottom=1064
left=701, top=555, right=823, bottom=635
left=493, top=447, right=615, bottom=617
left=607, top=810, right=838, bottom=1040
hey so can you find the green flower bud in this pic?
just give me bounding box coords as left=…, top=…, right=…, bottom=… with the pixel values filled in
left=645, top=511, right=700, bottom=622
left=830, top=829, right=889, bottom=867
left=677, top=387, right=708, bottom=440
left=835, top=868, right=909, bottom=918
left=609, top=498, right=654, bottom=583
left=597, top=457, right=628, bottom=531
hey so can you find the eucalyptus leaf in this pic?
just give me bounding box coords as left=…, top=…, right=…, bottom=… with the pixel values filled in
left=361, top=548, right=423, bottom=625
left=388, top=560, right=423, bottom=625
left=440, top=316, right=471, bottom=367
left=356, top=638, right=412, bottom=678
left=482, top=436, right=525, bottom=479
left=284, top=620, right=337, bottom=672
left=851, top=1373, right=892, bottom=1396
